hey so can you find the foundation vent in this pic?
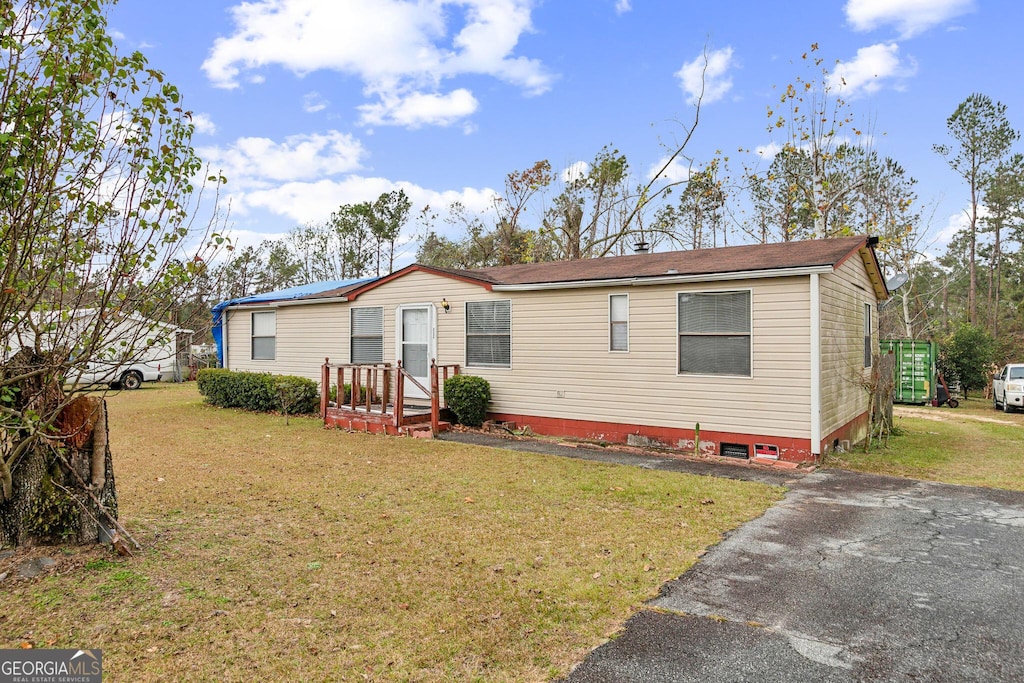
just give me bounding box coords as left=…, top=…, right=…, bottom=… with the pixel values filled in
left=720, top=443, right=750, bottom=459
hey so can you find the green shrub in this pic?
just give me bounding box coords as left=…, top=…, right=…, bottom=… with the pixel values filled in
left=273, top=375, right=319, bottom=415
left=327, top=383, right=370, bottom=405
left=197, top=369, right=318, bottom=414
left=341, top=383, right=369, bottom=405
left=196, top=368, right=231, bottom=402
left=443, top=374, right=491, bottom=427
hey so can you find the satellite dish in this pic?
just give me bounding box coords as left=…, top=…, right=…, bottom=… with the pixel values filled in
left=886, top=273, right=910, bottom=292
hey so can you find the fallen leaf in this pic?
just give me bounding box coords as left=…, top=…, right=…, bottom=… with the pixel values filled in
left=464, top=497, right=475, bottom=504
left=592, top=572, right=601, bottom=579
left=700, top=499, right=715, bottom=505
left=643, top=564, right=653, bottom=572
left=20, top=641, right=33, bottom=649
left=398, top=603, right=409, bottom=610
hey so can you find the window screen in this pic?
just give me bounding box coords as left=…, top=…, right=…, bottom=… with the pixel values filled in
left=351, top=307, right=384, bottom=364
left=251, top=311, right=276, bottom=360
left=466, top=300, right=511, bottom=367
left=610, top=294, right=628, bottom=352
left=678, top=291, right=751, bottom=376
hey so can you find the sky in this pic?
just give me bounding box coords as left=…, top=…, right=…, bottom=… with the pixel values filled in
left=107, top=0, right=1024, bottom=266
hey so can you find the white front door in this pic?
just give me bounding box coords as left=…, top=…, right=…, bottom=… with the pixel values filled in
left=397, top=304, right=435, bottom=399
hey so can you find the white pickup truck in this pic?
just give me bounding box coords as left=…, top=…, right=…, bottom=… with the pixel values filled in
left=993, top=363, right=1024, bottom=413
left=73, top=360, right=163, bottom=390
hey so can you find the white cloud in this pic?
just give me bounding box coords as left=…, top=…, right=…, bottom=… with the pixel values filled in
left=358, top=88, right=479, bottom=128
left=561, top=161, right=590, bottom=184
left=648, top=156, right=691, bottom=182
left=676, top=46, right=735, bottom=105
left=201, top=0, right=553, bottom=129
left=302, top=92, right=329, bottom=113
left=197, top=131, right=366, bottom=188
left=615, top=0, right=632, bottom=14
left=751, top=133, right=874, bottom=163
left=935, top=204, right=990, bottom=247
left=845, top=0, right=974, bottom=38
left=196, top=129, right=499, bottom=245
left=828, top=43, right=917, bottom=97
left=754, top=142, right=784, bottom=160
left=191, top=113, right=217, bottom=135
left=109, top=28, right=126, bottom=40
left=240, top=177, right=498, bottom=227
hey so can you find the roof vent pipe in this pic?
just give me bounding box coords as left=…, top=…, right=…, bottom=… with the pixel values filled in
left=633, top=241, right=649, bottom=254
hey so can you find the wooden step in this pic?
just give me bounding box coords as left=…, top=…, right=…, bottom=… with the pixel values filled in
left=405, top=421, right=452, bottom=439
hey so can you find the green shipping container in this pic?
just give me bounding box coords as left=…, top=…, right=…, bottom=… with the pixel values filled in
left=879, top=339, right=936, bottom=405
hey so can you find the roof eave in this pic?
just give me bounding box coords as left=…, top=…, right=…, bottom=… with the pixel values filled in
left=490, top=265, right=836, bottom=291
left=222, top=295, right=352, bottom=311
left=859, top=245, right=890, bottom=301
left=343, top=264, right=493, bottom=301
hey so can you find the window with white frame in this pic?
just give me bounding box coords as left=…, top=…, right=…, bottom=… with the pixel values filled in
left=863, top=303, right=872, bottom=368
left=351, top=307, right=384, bottom=364
left=678, top=290, right=751, bottom=376
left=466, top=300, right=511, bottom=368
left=609, top=294, right=629, bottom=352
left=251, top=311, right=276, bottom=360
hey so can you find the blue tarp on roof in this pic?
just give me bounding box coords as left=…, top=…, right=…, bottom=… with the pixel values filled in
left=211, top=279, right=373, bottom=367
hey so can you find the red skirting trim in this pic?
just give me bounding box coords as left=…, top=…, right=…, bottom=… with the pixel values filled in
left=487, top=412, right=815, bottom=463
left=821, top=411, right=870, bottom=454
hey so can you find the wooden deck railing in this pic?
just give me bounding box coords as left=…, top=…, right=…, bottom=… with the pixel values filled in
left=321, top=358, right=461, bottom=436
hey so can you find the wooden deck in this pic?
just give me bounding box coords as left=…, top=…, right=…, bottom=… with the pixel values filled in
left=320, top=360, right=459, bottom=438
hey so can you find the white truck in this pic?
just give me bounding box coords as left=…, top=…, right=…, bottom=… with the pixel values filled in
left=993, top=363, right=1024, bottom=413
left=73, top=360, right=163, bottom=390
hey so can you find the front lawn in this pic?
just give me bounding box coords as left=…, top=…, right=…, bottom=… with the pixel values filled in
left=1, top=383, right=782, bottom=682
left=827, top=397, right=1024, bottom=491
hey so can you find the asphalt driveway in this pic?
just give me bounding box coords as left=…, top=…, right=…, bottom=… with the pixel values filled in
left=563, top=469, right=1024, bottom=682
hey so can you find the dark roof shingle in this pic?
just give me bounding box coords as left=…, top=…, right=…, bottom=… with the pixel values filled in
left=467, top=235, right=869, bottom=285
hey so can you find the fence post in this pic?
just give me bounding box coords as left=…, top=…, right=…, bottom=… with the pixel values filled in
left=430, top=360, right=439, bottom=436
left=365, top=367, right=373, bottom=412
left=321, top=358, right=330, bottom=420
left=394, top=361, right=405, bottom=428
left=351, top=366, right=360, bottom=411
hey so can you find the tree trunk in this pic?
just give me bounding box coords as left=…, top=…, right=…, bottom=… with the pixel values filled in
left=968, top=173, right=978, bottom=325
left=992, top=223, right=1001, bottom=338
left=0, top=397, right=118, bottom=548
left=901, top=289, right=913, bottom=337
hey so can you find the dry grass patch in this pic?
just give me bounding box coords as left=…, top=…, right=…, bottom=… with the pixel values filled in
left=1, top=384, right=782, bottom=681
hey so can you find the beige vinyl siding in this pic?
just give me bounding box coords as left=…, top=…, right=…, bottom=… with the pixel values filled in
left=224, top=269, right=816, bottom=440
left=224, top=302, right=348, bottom=382
left=352, top=272, right=812, bottom=440
left=819, top=254, right=876, bottom=437
left=345, top=270, right=489, bottom=370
